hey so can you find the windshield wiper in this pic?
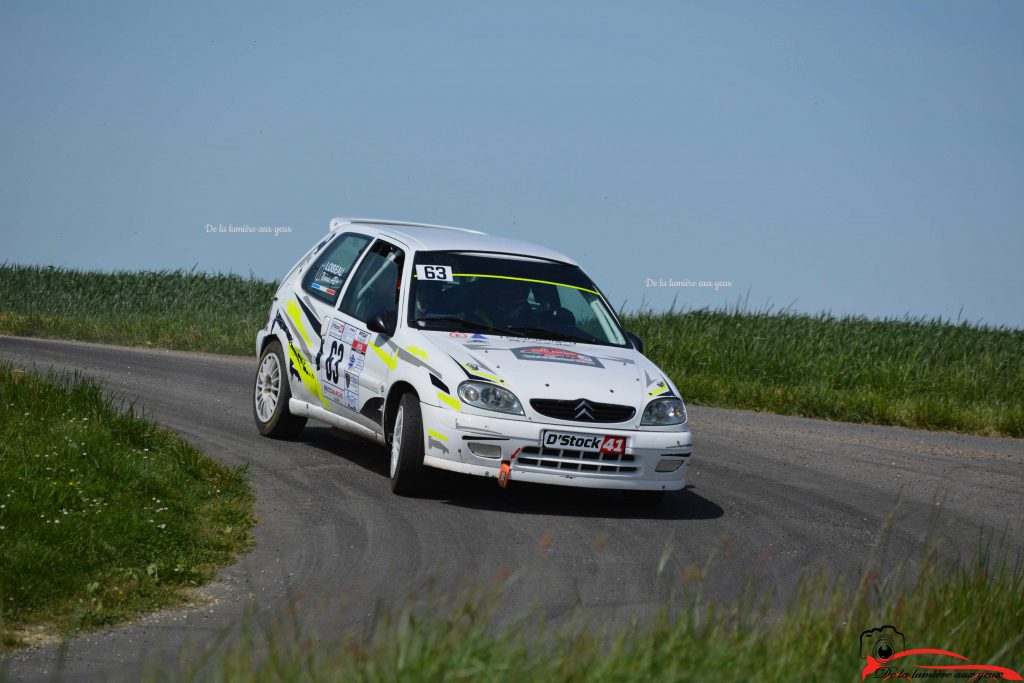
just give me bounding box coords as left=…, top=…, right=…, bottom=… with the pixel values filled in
left=414, top=316, right=526, bottom=337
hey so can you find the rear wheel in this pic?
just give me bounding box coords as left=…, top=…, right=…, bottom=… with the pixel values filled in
left=253, top=340, right=307, bottom=439
left=389, top=393, right=427, bottom=495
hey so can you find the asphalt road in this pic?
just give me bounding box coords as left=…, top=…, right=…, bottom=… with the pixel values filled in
left=2, top=335, right=1022, bottom=681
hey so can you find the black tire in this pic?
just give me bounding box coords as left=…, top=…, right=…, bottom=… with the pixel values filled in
left=253, top=340, right=307, bottom=439
left=622, top=490, right=666, bottom=509
left=389, top=393, right=428, bottom=495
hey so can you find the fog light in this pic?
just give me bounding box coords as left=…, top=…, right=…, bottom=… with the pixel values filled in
left=655, top=458, right=684, bottom=472
left=468, top=442, right=502, bottom=459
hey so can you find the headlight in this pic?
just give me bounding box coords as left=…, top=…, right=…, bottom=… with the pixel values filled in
left=641, top=397, right=687, bottom=426
left=458, top=381, right=524, bottom=415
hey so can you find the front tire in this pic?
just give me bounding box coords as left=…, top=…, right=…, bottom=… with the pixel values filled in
left=389, top=393, right=427, bottom=495
left=253, top=340, right=307, bottom=439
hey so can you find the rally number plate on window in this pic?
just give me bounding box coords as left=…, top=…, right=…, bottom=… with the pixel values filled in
left=541, top=431, right=627, bottom=455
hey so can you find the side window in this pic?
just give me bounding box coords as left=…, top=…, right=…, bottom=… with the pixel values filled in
left=301, top=232, right=373, bottom=305
left=339, top=240, right=406, bottom=323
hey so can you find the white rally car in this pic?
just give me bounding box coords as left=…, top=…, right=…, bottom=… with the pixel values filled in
left=253, top=218, right=693, bottom=505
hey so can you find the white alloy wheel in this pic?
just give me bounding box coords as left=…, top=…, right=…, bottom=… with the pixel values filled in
left=253, top=339, right=307, bottom=438
left=255, top=352, right=281, bottom=422
left=390, top=406, right=404, bottom=479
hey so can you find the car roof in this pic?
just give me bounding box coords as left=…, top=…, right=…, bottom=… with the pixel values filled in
left=328, top=217, right=578, bottom=266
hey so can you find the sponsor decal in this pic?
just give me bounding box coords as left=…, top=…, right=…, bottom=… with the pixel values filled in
left=323, top=382, right=346, bottom=405
left=341, top=325, right=356, bottom=345
left=345, top=388, right=358, bottom=410
left=449, top=331, right=468, bottom=338
left=310, top=282, right=336, bottom=296
left=859, top=625, right=1021, bottom=680
left=328, top=318, right=345, bottom=339
left=346, top=350, right=365, bottom=373
left=542, top=431, right=626, bottom=455
left=511, top=346, right=604, bottom=368
left=352, top=338, right=368, bottom=354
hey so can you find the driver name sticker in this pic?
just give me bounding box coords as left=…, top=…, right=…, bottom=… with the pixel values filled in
left=416, top=265, right=454, bottom=282
left=511, top=346, right=604, bottom=368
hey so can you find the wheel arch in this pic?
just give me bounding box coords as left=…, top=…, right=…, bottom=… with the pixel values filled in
left=384, top=380, right=420, bottom=441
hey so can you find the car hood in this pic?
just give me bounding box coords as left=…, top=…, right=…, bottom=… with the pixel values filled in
left=418, top=331, right=673, bottom=409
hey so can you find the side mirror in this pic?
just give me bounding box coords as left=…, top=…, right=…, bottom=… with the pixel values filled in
left=368, top=310, right=395, bottom=336
left=626, top=331, right=644, bottom=354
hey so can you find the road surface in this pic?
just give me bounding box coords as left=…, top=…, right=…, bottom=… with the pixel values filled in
left=1, top=335, right=1021, bottom=681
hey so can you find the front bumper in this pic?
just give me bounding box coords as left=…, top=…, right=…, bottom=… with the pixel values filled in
left=419, top=401, right=693, bottom=491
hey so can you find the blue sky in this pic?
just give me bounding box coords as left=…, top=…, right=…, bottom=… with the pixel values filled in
left=2, top=1, right=1022, bottom=327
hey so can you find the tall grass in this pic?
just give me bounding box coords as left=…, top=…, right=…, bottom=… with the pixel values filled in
left=0, top=364, right=255, bottom=648
left=165, top=543, right=1023, bottom=682
left=0, top=264, right=275, bottom=355
left=630, top=306, right=1024, bottom=437
left=1, top=264, right=1021, bottom=436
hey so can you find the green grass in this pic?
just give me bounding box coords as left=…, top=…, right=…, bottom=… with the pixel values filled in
left=1, top=263, right=1022, bottom=437
left=630, top=307, right=1024, bottom=437
left=0, top=264, right=275, bottom=356
left=168, top=543, right=1023, bottom=682
left=0, top=364, right=255, bottom=648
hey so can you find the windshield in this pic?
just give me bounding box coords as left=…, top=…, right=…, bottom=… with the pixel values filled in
left=408, top=251, right=628, bottom=347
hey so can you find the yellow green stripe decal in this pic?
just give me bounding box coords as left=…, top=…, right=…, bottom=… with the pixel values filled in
left=437, top=392, right=461, bottom=411
left=448, top=273, right=600, bottom=296
left=427, top=428, right=449, bottom=442
left=285, top=300, right=313, bottom=349
left=369, top=342, right=397, bottom=370
left=648, top=384, right=669, bottom=397
left=288, top=342, right=328, bottom=409
left=406, top=346, right=429, bottom=360
left=460, top=362, right=505, bottom=384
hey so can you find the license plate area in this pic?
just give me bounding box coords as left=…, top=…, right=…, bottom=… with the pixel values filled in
left=540, top=430, right=627, bottom=455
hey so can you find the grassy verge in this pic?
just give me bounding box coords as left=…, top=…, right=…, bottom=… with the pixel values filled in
left=0, top=364, right=254, bottom=648
left=1, top=264, right=1021, bottom=437
left=173, top=546, right=1023, bottom=682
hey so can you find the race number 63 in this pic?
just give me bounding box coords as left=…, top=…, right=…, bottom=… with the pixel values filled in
left=416, top=265, right=453, bottom=282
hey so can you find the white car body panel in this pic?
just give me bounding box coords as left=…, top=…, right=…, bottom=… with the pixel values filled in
left=256, top=218, right=693, bottom=492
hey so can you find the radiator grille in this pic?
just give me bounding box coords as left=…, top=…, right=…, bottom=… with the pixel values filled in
left=517, top=446, right=638, bottom=474
left=529, top=399, right=636, bottom=423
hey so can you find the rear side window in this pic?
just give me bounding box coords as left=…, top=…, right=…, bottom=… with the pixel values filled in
left=302, top=232, right=372, bottom=305
left=339, top=240, right=406, bottom=323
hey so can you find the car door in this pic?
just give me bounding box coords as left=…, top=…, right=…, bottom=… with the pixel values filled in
left=323, top=237, right=407, bottom=428
left=286, top=231, right=373, bottom=408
